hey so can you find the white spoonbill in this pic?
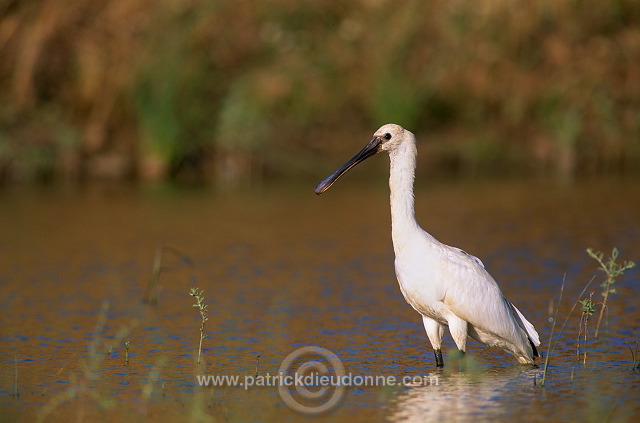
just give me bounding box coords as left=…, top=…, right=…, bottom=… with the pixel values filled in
left=315, top=124, right=540, bottom=367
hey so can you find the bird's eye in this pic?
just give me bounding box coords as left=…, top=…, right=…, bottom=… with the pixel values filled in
left=383, top=133, right=392, bottom=140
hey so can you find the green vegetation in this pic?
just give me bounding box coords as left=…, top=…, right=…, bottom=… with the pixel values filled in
left=124, top=340, right=130, bottom=366
left=577, top=293, right=596, bottom=365
left=189, top=287, right=209, bottom=365
left=586, top=248, right=636, bottom=338
left=1, top=0, right=639, bottom=184
left=570, top=248, right=636, bottom=366
left=542, top=247, right=636, bottom=387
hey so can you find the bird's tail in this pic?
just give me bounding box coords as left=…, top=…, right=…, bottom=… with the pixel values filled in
left=507, top=300, right=541, bottom=358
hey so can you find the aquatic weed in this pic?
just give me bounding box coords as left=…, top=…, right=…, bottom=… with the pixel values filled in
left=577, top=293, right=597, bottom=365
left=124, top=340, right=130, bottom=366
left=541, top=274, right=595, bottom=387
left=190, top=287, right=209, bottom=365
left=586, top=248, right=636, bottom=338
left=542, top=247, right=637, bottom=385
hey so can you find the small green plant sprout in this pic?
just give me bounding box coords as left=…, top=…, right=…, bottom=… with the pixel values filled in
left=189, top=287, right=208, bottom=365
left=124, top=341, right=130, bottom=366
left=577, top=292, right=597, bottom=365
left=586, top=248, right=636, bottom=338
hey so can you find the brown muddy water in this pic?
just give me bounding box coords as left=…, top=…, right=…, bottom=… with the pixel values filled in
left=1, top=178, right=639, bottom=422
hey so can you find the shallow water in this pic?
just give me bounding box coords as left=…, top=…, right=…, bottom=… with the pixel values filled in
left=1, top=178, right=639, bottom=422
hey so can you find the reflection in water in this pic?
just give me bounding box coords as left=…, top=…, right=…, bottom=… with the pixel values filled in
left=388, top=367, right=536, bottom=422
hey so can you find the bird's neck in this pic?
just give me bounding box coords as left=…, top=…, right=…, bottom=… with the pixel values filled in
left=389, top=139, right=420, bottom=252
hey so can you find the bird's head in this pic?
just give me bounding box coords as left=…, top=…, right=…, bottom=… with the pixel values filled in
left=314, top=123, right=408, bottom=195
left=373, top=123, right=407, bottom=152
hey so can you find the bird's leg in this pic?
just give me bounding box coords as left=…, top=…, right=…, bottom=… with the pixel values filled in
left=447, top=316, right=469, bottom=371
left=448, top=316, right=468, bottom=354
left=434, top=349, right=444, bottom=368
left=422, top=316, right=444, bottom=368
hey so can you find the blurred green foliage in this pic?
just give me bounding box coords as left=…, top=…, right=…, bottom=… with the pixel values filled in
left=0, top=0, right=639, bottom=184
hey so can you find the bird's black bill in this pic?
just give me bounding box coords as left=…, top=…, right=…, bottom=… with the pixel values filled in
left=314, top=137, right=383, bottom=195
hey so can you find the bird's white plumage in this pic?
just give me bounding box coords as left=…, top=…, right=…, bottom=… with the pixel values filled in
left=317, top=123, right=540, bottom=365
left=378, top=123, right=540, bottom=364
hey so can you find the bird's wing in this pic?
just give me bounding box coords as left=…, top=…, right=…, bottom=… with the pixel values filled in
left=440, top=244, right=536, bottom=345
left=449, top=247, right=485, bottom=269
left=504, top=298, right=541, bottom=347
left=440, top=244, right=504, bottom=313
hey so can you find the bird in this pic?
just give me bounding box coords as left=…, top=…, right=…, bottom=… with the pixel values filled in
left=314, top=124, right=540, bottom=367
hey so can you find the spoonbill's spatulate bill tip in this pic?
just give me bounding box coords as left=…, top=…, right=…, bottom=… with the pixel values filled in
left=315, top=124, right=541, bottom=367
